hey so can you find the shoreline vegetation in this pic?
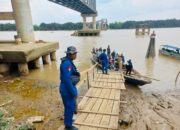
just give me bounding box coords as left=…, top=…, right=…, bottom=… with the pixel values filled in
left=0, top=19, right=180, bottom=31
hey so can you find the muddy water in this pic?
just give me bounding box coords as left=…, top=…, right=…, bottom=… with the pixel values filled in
left=33, top=28, right=180, bottom=92
left=0, top=28, right=180, bottom=129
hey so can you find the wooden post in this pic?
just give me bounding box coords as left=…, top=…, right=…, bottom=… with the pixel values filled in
left=87, top=71, right=90, bottom=89
left=93, top=68, right=95, bottom=80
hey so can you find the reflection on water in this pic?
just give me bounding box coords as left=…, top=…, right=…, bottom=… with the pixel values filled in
left=0, top=28, right=180, bottom=92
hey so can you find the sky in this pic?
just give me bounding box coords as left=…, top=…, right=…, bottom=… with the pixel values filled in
left=0, top=0, right=180, bottom=24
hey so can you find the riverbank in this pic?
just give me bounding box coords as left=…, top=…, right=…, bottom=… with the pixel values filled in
left=119, top=85, right=180, bottom=130
left=0, top=77, right=63, bottom=130
left=1, top=77, right=180, bottom=130
left=0, top=76, right=88, bottom=130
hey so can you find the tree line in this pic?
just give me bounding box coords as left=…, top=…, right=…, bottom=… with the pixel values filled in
left=109, top=19, right=180, bottom=29
left=0, top=19, right=180, bottom=31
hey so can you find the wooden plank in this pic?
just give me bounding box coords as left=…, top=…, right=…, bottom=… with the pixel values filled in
left=84, top=98, right=97, bottom=111
left=74, top=122, right=117, bottom=130
left=75, top=113, right=88, bottom=124
left=109, top=89, right=116, bottom=100
left=114, top=90, right=120, bottom=100
left=100, top=89, right=107, bottom=98
left=82, top=96, right=120, bottom=101
left=86, top=88, right=94, bottom=96
left=98, top=99, right=108, bottom=112
left=109, top=116, right=119, bottom=129
left=94, top=88, right=102, bottom=97
left=78, top=97, right=89, bottom=110
left=91, top=86, right=122, bottom=90
left=112, top=101, right=120, bottom=115
left=98, top=115, right=110, bottom=130
left=91, top=99, right=103, bottom=112
left=77, top=110, right=119, bottom=116
left=105, top=100, right=114, bottom=113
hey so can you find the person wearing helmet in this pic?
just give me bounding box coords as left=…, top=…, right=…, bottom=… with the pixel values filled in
left=60, top=46, right=80, bottom=130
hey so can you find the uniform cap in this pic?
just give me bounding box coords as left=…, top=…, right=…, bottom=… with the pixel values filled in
left=65, top=46, right=78, bottom=54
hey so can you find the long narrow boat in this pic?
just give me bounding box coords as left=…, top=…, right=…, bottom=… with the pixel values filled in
left=91, top=53, right=152, bottom=86
left=159, top=45, right=180, bottom=60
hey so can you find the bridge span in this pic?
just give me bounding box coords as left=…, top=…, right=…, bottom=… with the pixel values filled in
left=49, top=0, right=98, bottom=30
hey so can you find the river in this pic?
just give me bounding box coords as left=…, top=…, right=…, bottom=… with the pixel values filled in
left=0, top=28, right=180, bottom=92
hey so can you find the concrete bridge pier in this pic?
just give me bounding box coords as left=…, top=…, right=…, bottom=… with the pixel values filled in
left=92, top=16, right=96, bottom=30
left=82, top=16, right=87, bottom=30
left=50, top=52, right=56, bottom=61
left=11, top=0, right=35, bottom=42
left=33, top=58, right=41, bottom=68
left=74, top=14, right=99, bottom=36
left=146, top=34, right=156, bottom=58
left=18, top=63, right=29, bottom=76
left=42, top=54, right=50, bottom=64
left=81, top=14, right=97, bottom=30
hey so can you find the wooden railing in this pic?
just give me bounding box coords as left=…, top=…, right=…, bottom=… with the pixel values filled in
left=76, top=63, right=98, bottom=90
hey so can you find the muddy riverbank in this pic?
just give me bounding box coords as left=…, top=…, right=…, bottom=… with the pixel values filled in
left=1, top=77, right=180, bottom=130
left=119, top=85, right=180, bottom=130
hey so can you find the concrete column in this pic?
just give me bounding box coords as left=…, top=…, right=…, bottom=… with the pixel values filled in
left=33, top=58, right=40, bottom=68
left=18, top=63, right=29, bottom=75
left=92, top=16, right=96, bottom=30
left=42, top=54, right=50, bottom=64
left=50, top=52, right=56, bottom=61
left=146, top=35, right=156, bottom=58
left=0, top=64, right=10, bottom=75
left=82, top=16, right=87, bottom=30
left=11, top=0, right=35, bottom=42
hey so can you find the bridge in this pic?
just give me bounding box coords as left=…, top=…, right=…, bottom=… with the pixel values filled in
left=0, top=0, right=99, bottom=75
left=49, top=0, right=98, bottom=30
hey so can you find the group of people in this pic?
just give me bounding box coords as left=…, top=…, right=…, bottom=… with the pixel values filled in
left=59, top=46, right=133, bottom=130
left=92, top=45, right=133, bottom=75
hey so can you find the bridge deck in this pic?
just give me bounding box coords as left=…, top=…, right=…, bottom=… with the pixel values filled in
left=74, top=71, right=125, bottom=130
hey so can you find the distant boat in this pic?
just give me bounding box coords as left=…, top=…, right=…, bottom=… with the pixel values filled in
left=159, top=45, right=180, bottom=60
left=91, top=53, right=152, bottom=86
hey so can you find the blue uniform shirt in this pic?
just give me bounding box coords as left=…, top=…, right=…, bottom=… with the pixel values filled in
left=60, top=57, right=78, bottom=98
left=99, top=52, right=108, bottom=64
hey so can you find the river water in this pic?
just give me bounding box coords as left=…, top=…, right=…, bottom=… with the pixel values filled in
left=0, top=28, right=180, bottom=92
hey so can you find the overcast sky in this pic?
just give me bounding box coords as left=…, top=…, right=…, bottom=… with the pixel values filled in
left=1, top=0, right=180, bottom=24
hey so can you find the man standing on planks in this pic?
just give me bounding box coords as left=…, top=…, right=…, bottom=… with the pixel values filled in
left=60, top=46, right=80, bottom=130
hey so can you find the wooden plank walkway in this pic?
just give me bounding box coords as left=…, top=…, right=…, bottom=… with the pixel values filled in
left=74, top=71, right=125, bottom=130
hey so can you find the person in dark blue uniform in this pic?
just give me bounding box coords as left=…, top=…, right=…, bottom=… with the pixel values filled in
left=126, top=59, right=133, bottom=75
left=99, top=49, right=109, bottom=74
left=60, top=46, right=80, bottom=130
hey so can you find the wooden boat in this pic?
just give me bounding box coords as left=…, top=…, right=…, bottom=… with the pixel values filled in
left=91, top=53, right=152, bottom=86
left=122, top=69, right=152, bottom=86
left=159, top=45, right=180, bottom=60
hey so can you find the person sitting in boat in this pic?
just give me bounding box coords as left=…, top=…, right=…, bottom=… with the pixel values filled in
left=98, top=49, right=109, bottom=74
left=126, top=59, right=133, bottom=75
